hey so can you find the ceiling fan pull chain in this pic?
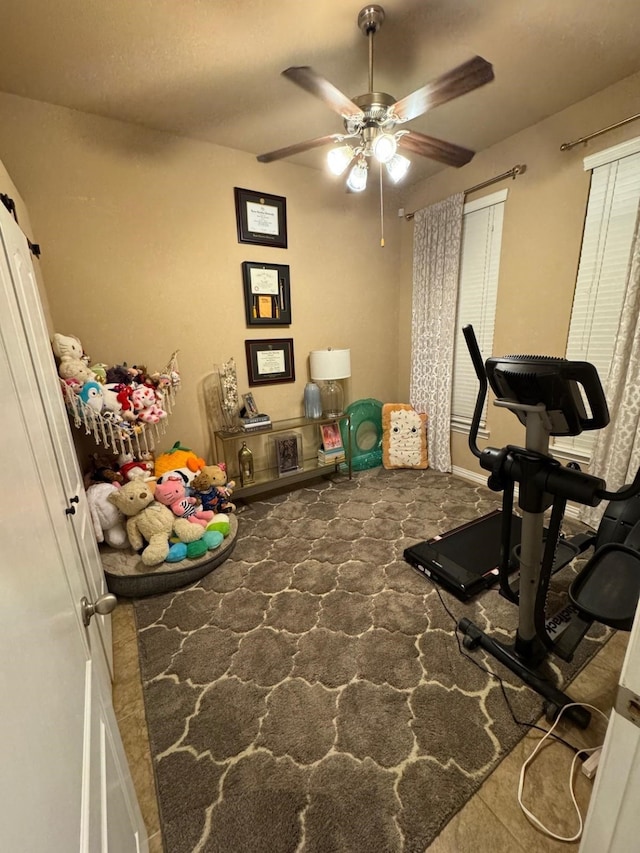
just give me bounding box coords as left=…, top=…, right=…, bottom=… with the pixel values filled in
left=379, top=162, right=385, bottom=248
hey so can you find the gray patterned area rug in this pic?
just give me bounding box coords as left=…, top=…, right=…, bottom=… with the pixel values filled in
left=133, top=468, right=609, bottom=853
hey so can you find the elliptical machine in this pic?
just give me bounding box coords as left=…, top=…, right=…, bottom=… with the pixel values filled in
left=459, top=325, right=640, bottom=727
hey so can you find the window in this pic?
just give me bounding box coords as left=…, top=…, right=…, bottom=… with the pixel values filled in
left=451, top=189, right=506, bottom=432
left=555, top=137, right=640, bottom=460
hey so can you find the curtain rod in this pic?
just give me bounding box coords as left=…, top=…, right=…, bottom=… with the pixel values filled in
left=560, top=113, right=640, bottom=151
left=404, top=164, right=526, bottom=221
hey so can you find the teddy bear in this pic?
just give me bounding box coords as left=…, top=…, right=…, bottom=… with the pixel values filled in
left=130, top=384, right=167, bottom=424
left=108, top=479, right=203, bottom=566
left=86, top=482, right=128, bottom=549
left=52, top=333, right=95, bottom=385
left=154, top=475, right=214, bottom=527
left=191, top=465, right=236, bottom=513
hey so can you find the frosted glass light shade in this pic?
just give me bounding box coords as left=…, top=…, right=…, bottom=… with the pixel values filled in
left=309, top=349, right=351, bottom=381
left=346, top=160, right=368, bottom=192
left=386, top=153, right=410, bottom=183
left=373, top=133, right=398, bottom=164
left=327, top=146, right=355, bottom=176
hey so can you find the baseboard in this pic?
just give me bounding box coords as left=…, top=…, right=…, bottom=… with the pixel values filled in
left=451, top=465, right=581, bottom=520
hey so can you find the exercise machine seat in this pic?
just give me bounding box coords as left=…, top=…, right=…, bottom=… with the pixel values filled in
left=569, top=543, right=640, bottom=631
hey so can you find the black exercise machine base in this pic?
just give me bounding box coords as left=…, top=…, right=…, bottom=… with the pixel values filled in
left=458, top=617, right=591, bottom=728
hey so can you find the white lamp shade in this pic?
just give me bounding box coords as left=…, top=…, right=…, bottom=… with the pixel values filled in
left=309, top=348, right=351, bottom=380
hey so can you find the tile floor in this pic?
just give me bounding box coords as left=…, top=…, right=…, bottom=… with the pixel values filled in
left=112, top=600, right=627, bottom=853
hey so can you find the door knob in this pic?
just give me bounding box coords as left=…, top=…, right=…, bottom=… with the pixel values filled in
left=81, top=593, right=117, bottom=626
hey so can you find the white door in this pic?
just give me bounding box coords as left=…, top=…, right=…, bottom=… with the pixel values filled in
left=0, top=201, right=114, bottom=675
left=0, top=205, right=146, bottom=851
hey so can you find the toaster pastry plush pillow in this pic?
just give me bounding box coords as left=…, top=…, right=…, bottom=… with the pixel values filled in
left=382, top=403, right=429, bottom=469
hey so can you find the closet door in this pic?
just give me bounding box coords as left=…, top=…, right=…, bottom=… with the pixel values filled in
left=0, top=214, right=146, bottom=851
left=0, top=202, right=113, bottom=674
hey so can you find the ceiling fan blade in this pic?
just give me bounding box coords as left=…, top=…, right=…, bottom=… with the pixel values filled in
left=257, top=134, right=341, bottom=163
left=399, top=131, right=475, bottom=167
left=282, top=67, right=364, bottom=119
left=393, top=56, right=494, bottom=123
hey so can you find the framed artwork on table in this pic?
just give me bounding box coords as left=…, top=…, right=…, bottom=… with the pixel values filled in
left=320, top=422, right=344, bottom=452
left=242, top=261, right=291, bottom=326
left=234, top=187, right=288, bottom=248
left=241, top=392, right=259, bottom=416
left=274, top=433, right=303, bottom=477
left=245, top=338, right=295, bottom=386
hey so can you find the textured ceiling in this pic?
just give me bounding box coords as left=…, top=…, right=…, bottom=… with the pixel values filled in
left=1, top=0, right=639, bottom=185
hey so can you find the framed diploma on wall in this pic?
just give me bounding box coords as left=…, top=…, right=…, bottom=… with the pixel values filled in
left=234, top=187, right=288, bottom=248
left=245, top=338, right=295, bottom=386
left=242, top=261, right=291, bottom=326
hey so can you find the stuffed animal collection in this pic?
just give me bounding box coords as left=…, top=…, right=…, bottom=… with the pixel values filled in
left=86, top=440, right=235, bottom=564
left=53, top=331, right=175, bottom=433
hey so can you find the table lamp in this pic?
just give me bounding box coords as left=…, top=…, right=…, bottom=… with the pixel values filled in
left=309, top=348, right=351, bottom=417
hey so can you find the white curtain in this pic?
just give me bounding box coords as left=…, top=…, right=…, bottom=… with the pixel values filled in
left=410, top=193, right=464, bottom=472
left=580, top=209, right=640, bottom=529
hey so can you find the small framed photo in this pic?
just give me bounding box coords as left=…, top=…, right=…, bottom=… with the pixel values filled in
left=274, top=433, right=303, bottom=477
left=242, top=261, right=291, bottom=326
left=234, top=187, right=288, bottom=248
left=245, top=338, right=295, bottom=386
left=320, top=422, right=343, bottom=452
left=242, top=392, right=259, bottom=416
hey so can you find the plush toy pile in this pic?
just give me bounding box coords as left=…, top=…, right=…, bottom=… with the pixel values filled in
left=52, top=331, right=179, bottom=437
left=84, top=440, right=236, bottom=566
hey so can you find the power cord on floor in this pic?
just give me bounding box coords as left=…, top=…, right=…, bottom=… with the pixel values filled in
left=433, top=587, right=582, bottom=753
left=517, top=702, right=608, bottom=842
left=433, top=587, right=609, bottom=842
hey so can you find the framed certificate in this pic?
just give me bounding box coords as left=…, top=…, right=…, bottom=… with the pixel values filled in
left=245, top=338, right=295, bottom=386
left=242, top=261, right=291, bottom=326
left=234, top=187, right=288, bottom=248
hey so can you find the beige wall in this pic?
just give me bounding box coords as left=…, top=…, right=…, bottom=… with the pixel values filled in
left=0, top=92, right=402, bottom=463
left=397, top=69, right=640, bottom=475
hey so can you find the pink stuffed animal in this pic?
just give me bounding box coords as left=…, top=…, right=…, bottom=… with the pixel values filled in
left=130, top=384, right=167, bottom=424
left=154, top=475, right=214, bottom=528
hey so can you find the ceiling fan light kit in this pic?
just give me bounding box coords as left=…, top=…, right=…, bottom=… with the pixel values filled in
left=257, top=4, right=495, bottom=196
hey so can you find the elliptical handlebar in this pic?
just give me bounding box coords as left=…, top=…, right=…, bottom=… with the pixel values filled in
left=462, top=323, right=640, bottom=507
left=463, top=324, right=486, bottom=460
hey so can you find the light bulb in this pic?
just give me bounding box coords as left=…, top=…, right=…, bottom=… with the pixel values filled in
left=346, top=159, right=368, bottom=192
left=327, top=145, right=355, bottom=176
left=373, top=133, right=398, bottom=164
left=386, top=153, right=411, bottom=183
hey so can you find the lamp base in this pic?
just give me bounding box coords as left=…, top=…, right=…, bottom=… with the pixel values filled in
left=320, top=380, right=344, bottom=418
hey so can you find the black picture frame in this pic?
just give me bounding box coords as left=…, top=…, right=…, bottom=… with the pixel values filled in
left=245, top=338, right=295, bottom=386
left=234, top=187, right=288, bottom=248
left=242, top=261, right=291, bottom=326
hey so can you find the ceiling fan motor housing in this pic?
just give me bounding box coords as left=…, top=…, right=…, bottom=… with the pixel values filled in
left=346, top=92, right=397, bottom=139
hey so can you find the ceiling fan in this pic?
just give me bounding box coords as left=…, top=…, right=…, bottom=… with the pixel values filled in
left=257, top=4, right=494, bottom=192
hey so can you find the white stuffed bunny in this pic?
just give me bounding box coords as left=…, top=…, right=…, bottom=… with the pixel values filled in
left=86, top=482, right=128, bottom=549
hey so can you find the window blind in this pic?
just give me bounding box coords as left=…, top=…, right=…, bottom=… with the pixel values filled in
left=451, top=190, right=506, bottom=429
left=555, top=145, right=640, bottom=459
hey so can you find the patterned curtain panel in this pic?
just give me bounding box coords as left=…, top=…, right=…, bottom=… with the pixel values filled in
left=580, top=211, right=640, bottom=529
left=410, top=193, right=464, bottom=472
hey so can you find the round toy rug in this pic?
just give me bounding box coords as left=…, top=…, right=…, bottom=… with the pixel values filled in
left=100, top=513, right=238, bottom=597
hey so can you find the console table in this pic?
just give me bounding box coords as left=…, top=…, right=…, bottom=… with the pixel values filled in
left=214, top=414, right=352, bottom=500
